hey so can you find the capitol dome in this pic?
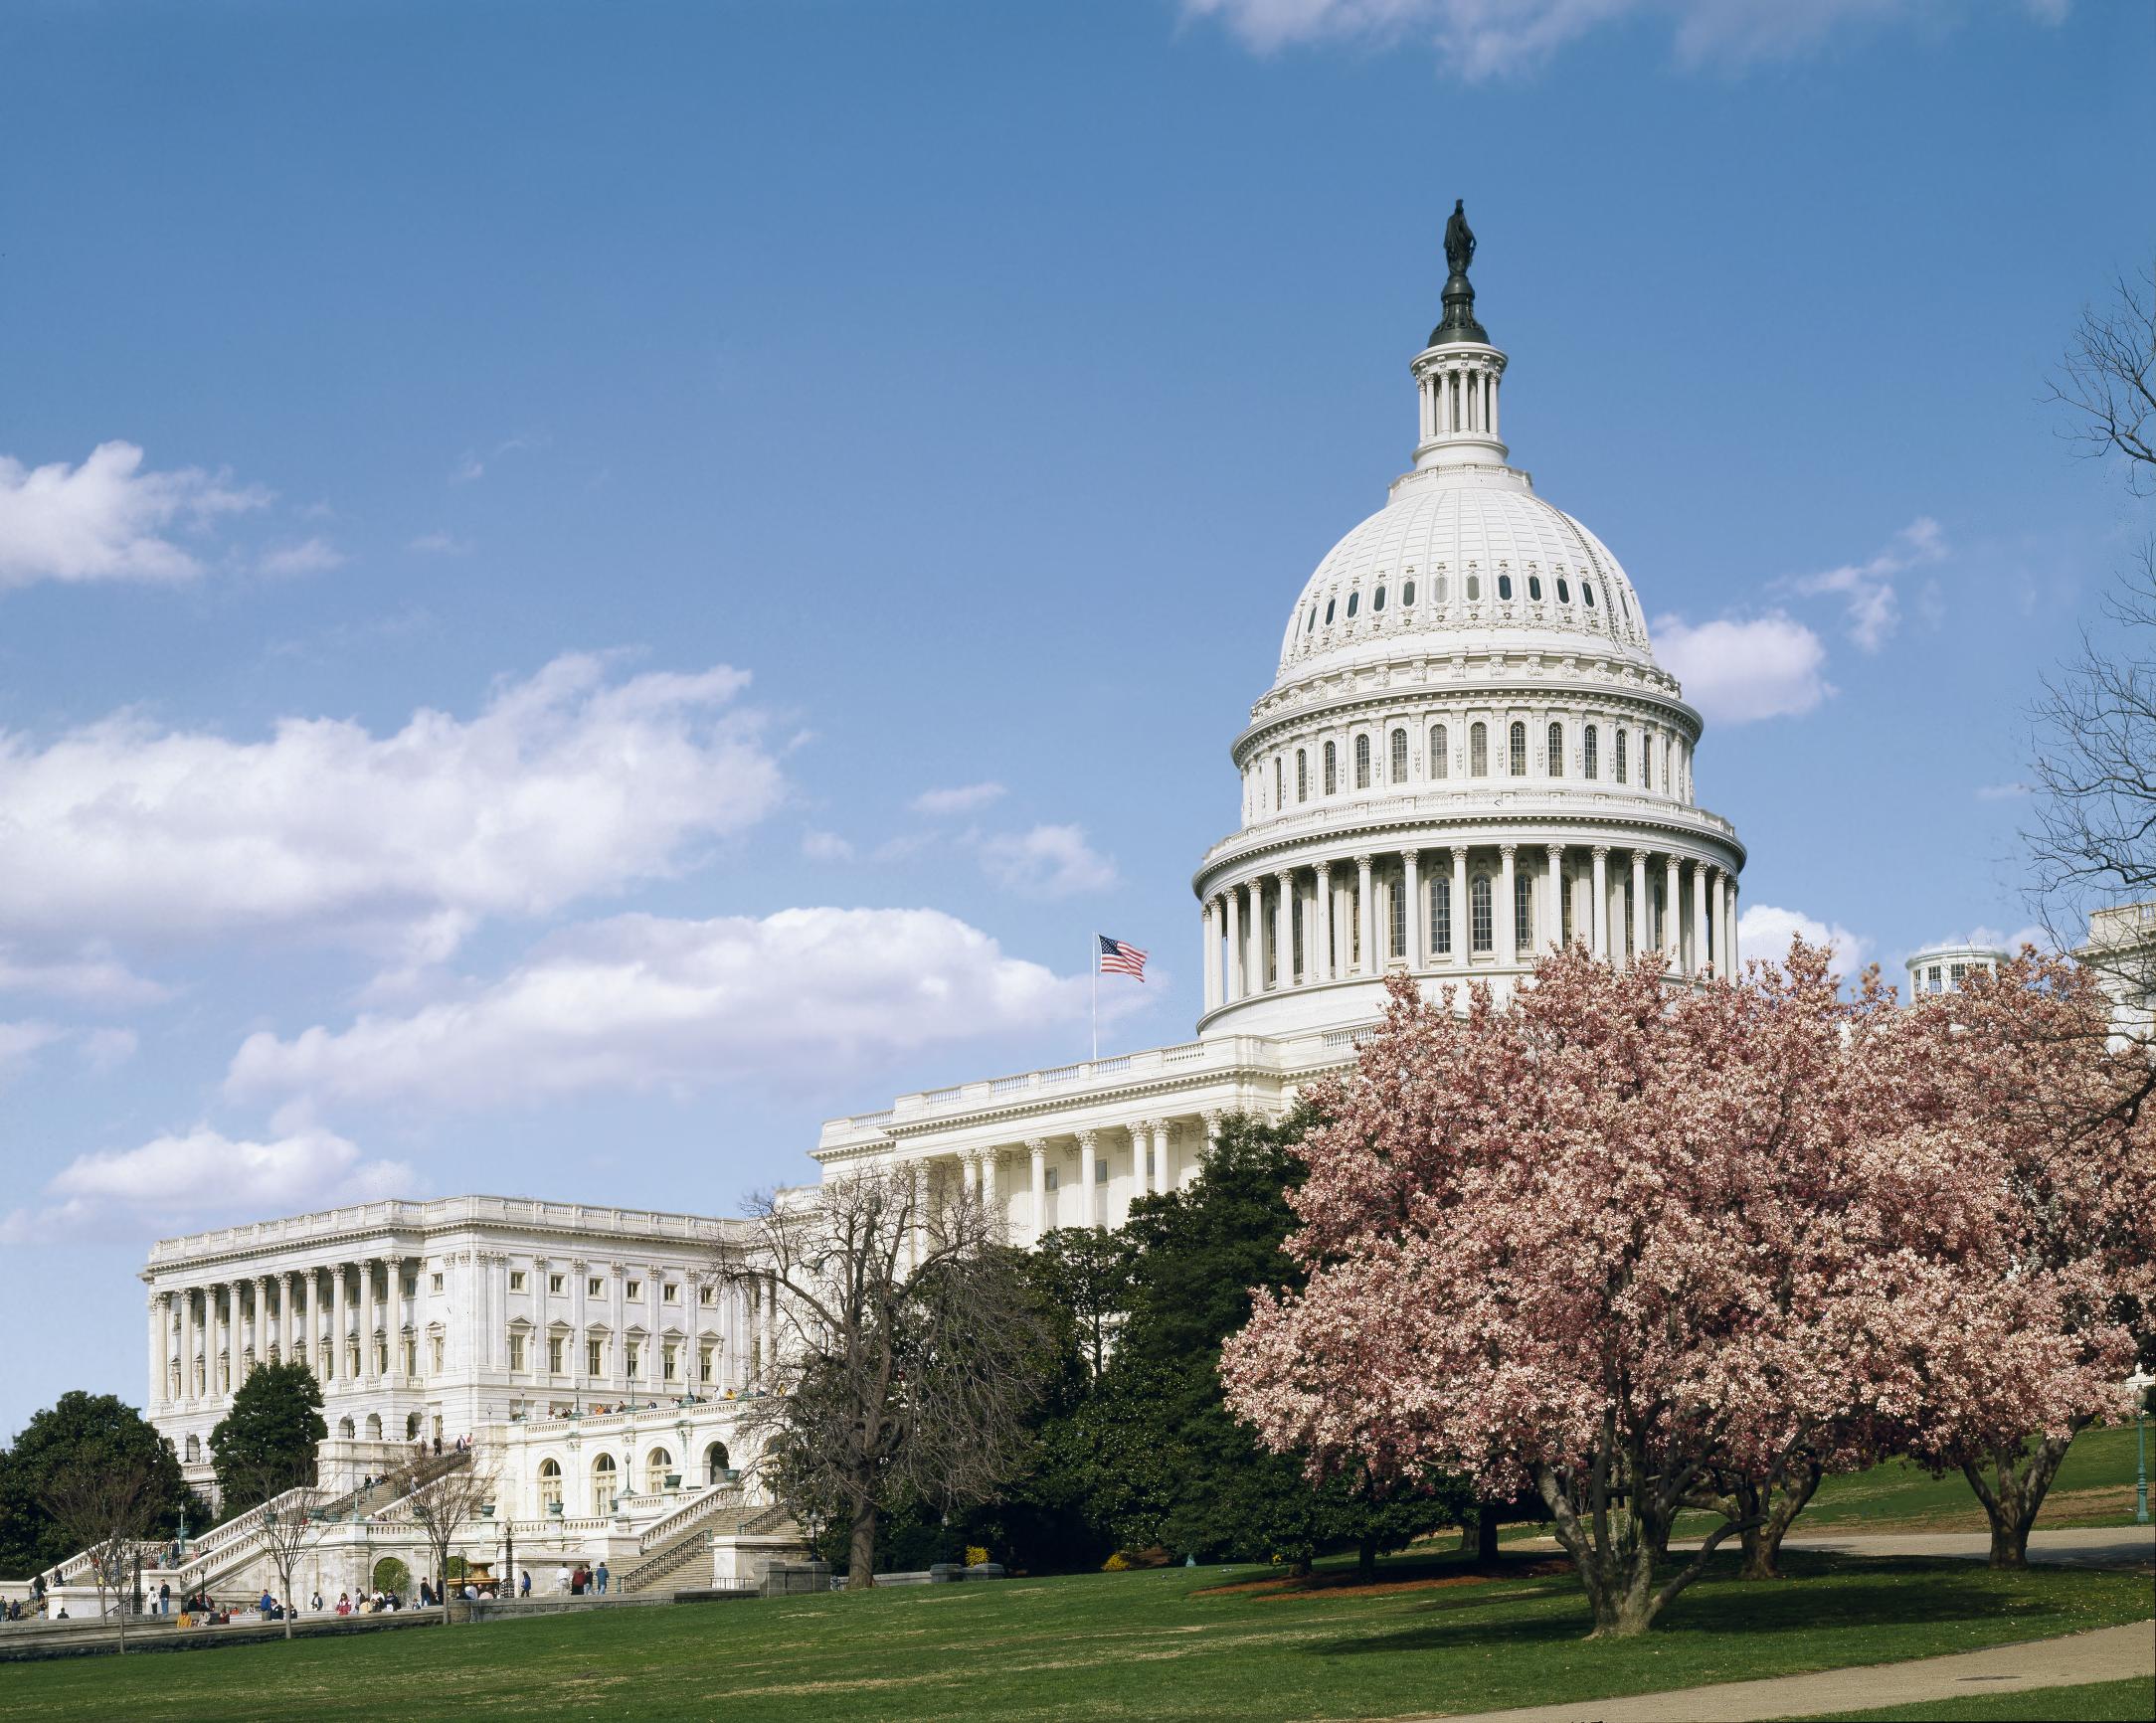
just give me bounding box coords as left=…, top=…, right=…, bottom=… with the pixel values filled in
left=1189, top=205, right=1745, bottom=1042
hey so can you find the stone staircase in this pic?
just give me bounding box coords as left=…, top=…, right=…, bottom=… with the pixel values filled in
left=617, top=1494, right=801, bottom=1597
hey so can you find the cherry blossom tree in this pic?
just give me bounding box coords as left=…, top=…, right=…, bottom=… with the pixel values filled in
left=1223, top=946, right=1927, bottom=1637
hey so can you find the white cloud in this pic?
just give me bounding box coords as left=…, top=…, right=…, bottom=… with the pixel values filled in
left=1787, top=517, right=1947, bottom=652
left=1181, top=0, right=2060, bottom=77
left=1975, top=781, right=2032, bottom=801
left=406, top=531, right=471, bottom=555
left=0, top=653, right=786, bottom=959
left=1, top=1124, right=416, bottom=1243
left=1653, top=611, right=1831, bottom=723
left=1925, top=924, right=2048, bottom=955
left=980, top=823, right=1119, bottom=897
left=0, top=946, right=170, bottom=1006
left=258, top=536, right=346, bottom=577
left=802, top=829, right=856, bottom=862
left=0, top=1020, right=64, bottom=1079
left=78, top=1027, right=139, bottom=1070
left=0, top=441, right=269, bottom=589
left=911, top=781, right=1005, bottom=816
left=224, top=907, right=1089, bottom=1110
left=1738, top=903, right=1872, bottom=971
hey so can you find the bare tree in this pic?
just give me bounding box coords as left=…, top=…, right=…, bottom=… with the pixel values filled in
left=232, top=1463, right=327, bottom=1640
left=390, top=1452, right=495, bottom=1625
left=2029, top=260, right=2156, bottom=1123
left=727, top=1168, right=1054, bottom=1589
left=41, top=1455, right=160, bottom=1651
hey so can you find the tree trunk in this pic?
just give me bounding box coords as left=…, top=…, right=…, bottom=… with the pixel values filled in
left=845, top=1502, right=878, bottom=1591
left=1356, top=1536, right=1376, bottom=1583
left=1477, top=1501, right=1500, bottom=1566
left=1737, top=1463, right=1822, bottom=1581
left=1962, top=1432, right=2075, bottom=1570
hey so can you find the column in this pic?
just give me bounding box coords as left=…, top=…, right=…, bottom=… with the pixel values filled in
left=147, top=1297, right=164, bottom=1412
left=390, top=1258, right=409, bottom=1386
left=1313, top=861, right=1333, bottom=981
left=1665, top=855, right=1683, bottom=967
left=1724, top=876, right=1740, bottom=975
left=1590, top=846, right=1609, bottom=959
left=1355, top=854, right=1375, bottom=975
left=1154, top=1121, right=1176, bottom=1195
left=1692, top=861, right=1709, bottom=978
left=1223, top=886, right=1242, bottom=1002
left=1202, top=898, right=1221, bottom=1012
left=331, top=1264, right=347, bottom=1386
left=1629, top=850, right=1648, bottom=961
left=252, top=1274, right=268, bottom=1372
left=1027, top=1139, right=1048, bottom=1239
left=1498, top=845, right=1517, bottom=961
left=1451, top=848, right=1469, bottom=969
left=1402, top=849, right=1421, bottom=968
left=1544, top=845, right=1564, bottom=948
left=1197, top=1113, right=1222, bottom=1190
left=1076, top=1130, right=1100, bottom=1229
left=1244, top=881, right=1263, bottom=994
left=1710, top=868, right=1727, bottom=975
left=1130, top=1122, right=1153, bottom=1199
left=1273, top=870, right=1293, bottom=987
left=982, top=1147, right=999, bottom=1219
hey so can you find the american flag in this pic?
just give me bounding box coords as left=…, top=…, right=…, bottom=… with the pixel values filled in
left=1097, top=935, right=1148, bottom=980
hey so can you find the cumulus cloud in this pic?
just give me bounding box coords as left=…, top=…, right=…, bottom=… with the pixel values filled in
left=911, top=781, right=1005, bottom=816
left=0, top=441, right=269, bottom=588
left=406, top=531, right=470, bottom=555
left=0, top=1124, right=416, bottom=1244
left=1738, top=903, right=1872, bottom=971
left=0, top=653, right=786, bottom=959
left=0, top=1020, right=65, bottom=1079
left=0, top=947, right=170, bottom=1006
left=1975, top=781, right=2032, bottom=801
left=257, top=536, right=346, bottom=577
left=78, top=1027, right=139, bottom=1071
left=1786, top=517, right=1947, bottom=652
left=1182, top=0, right=2062, bottom=77
left=1654, top=611, right=1831, bottom=723
left=224, top=907, right=1087, bottom=1110
left=979, top=823, right=1119, bottom=897
left=802, top=829, right=856, bottom=862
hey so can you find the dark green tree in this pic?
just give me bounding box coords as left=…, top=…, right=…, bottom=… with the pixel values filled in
left=1029, top=1226, right=1134, bottom=1380
left=0, top=1392, right=203, bottom=1579
left=210, top=1361, right=327, bottom=1512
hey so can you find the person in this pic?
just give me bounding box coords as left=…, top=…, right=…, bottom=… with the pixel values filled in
left=419, top=1579, right=433, bottom=1608
left=569, top=1565, right=584, bottom=1596
left=595, top=1560, right=609, bottom=1596
left=519, top=1568, right=530, bottom=1598
left=433, top=1433, right=442, bottom=1457
left=555, top=1563, right=569, bottom=1596
left=158, top=1580, right=170, bottom=1617
left=310, top=1589, right=323, bottom=1611
left=335, top=1592, right=351, bottom=1616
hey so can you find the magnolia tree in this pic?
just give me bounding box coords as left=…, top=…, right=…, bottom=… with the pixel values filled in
left=1867, top=948, right=2156, bottom=1566
left=1222, top=946, right=1949, bottom=1637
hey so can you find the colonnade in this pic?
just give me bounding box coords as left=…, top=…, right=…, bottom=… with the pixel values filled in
left=152, top=1257, right=422, bottom=1415
left=1201, top=841, right=1738, bottom=1009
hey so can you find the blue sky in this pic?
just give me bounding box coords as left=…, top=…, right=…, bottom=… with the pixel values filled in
left=0, top=0, right=2148, bottom=1436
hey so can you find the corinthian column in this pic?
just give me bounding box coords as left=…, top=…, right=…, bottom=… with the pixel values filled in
left=1590, top=846, right=1609, bottom=959
left=1403, top=849, right=1422, bottom=967
left=1451, top=847, right=1469, bottom=969
left=1076, top=1130, right=1100, bottom=1229
left=1544, top=845, right=1564, bottom=948
left=1355, top=854, right=1375, bottom=975
left=1630, top=850, right=1648, bottom=961
left=1498, top=845, right=1518, bottom=960
left=1202, top=898, right=1221, bottom=1011
left=1273, top=870, right=1294, bottom=987
left=1710, top=868, right=1727, bottom=974
left=1027, top=1139, right=1048, bottom=1240
left=1665, top=855, right=1683, bottom=967
left=1223, top=885, right=1242, bottom=1002
left=1313, top=861, right=1333, bottom=981
left=1692, top=860, right=1709, bottom=978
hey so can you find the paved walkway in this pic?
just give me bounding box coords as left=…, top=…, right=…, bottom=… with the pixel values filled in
left=1424, top=1619, right=2154, bottom=1721
left=1512, top=1525, right=2156, bottom=1569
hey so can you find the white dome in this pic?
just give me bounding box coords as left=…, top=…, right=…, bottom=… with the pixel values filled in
left=1276, top=463, right=1657, bottom=684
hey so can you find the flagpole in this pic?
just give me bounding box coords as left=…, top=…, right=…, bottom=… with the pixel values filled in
left=1090, top=933, right=1098, bottom=1064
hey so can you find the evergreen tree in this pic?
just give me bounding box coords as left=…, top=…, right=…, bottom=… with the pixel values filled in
left=0, top=1392, right=202, bottom=1578
left=210, top=1361, right=327, bottom=1512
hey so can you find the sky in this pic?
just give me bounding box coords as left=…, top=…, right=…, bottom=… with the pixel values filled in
left=0, top=0, right=2149, bottom=1438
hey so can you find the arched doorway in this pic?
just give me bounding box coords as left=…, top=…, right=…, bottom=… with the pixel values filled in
left=337, top=1416, right=355, bottom=1439
left=406, top=1411, right=422, bottom=1440
left=538, top=1458, right=563, bottom=1514
left=371, top=1556, right=410, bottom=1597
left=591, top=1453, right=616, bottom=1515
left=644, top=1447, right=672, bottom=1494
left=364, top=1412, right=383, bottom=1441
left=704, top=1442, right=730, bottom=1485
left=183, top=1434, right=201, bottom=1463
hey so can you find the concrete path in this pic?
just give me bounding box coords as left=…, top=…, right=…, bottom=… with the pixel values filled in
left=1511, top=1525, right=2156, bottom=1569
left=1424, top=1619, right=2155, bottom=1722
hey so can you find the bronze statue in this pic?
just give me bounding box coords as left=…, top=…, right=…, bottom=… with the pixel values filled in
left=1444, top=199, right=1475, bottom=279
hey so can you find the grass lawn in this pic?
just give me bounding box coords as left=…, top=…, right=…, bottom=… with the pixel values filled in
left=5, top=1548, right=2152, bottom=1722
left=1783, top=1672, right=2156, bottom=1720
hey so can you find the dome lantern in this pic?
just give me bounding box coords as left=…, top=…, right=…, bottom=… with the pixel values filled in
left=1411, top=201, right=1508, bottom=472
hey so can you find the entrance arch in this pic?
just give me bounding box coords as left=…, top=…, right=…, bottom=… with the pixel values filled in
left=591, top=1453, right=616, bottom=1516
left=704, top=1442, right=731, bottom=1485
left=538, top=1458, right=563, bottom=1514
left=644, top=1447, right=672, bottom=1494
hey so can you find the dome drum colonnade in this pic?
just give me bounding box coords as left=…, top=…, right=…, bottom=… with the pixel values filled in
left=1192, top=205, right=1742, bottom=1032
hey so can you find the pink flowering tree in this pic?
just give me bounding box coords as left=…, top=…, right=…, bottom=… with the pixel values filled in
left=1222, top=945, right=1927, bottom=1637
left=1865, top=948, right=2156, bottom=1567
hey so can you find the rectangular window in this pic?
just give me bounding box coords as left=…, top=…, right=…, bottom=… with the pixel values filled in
left=1430, top=725, right=1448, bottom=779
left=1927, top=964, right=1942, bottom=990
left=588, top=1277, right=604, bottom=1297
left=699, top=1347, right=713, bottom=1383
left=1471, top=878, right=1494, bottom=952
left=430, top=1336, right=444, bottom=1372
left=1388, top=876, right=1405, bottom=958
left=662, top=1344, right=677, bottom=1382
left=663, top=1284, right=679, bottom=1303
left=1643, top=735, right=1654, bottom=790
left=588, top=1338, right=604, bottom=1376
left=508, top=1271, right=526, bottom=1292
left=626, top=1280, right=642, bottom=1299
left=1515, top=872, right=1532, bottom=952
left=1615, top=731, right=1628, bottom=783
left=1431, top=877, right=1452, bottom=956
left=431, top=1272, right=445, bottom=1293
left=547, top=1335, right=564, bottom=1374
left=1044, top=1167, right=1059, bottom=1191
left=1094, top=1158, right=1108, bottom=1185
left=699, top=1285, right=715, bottom=1306
left=508, top=1332, right=527, bottom=1372
left=626, top=1342, right=640, bottom=1379
left=548, top=1274, right=565, bottom=1294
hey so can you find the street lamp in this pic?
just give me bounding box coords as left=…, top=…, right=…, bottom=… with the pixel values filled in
left=2127, top=1368, right=2154, bottom=1527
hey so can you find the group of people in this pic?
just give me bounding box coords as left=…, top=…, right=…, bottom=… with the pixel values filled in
left=557, top=1561, right=610, bottom=1595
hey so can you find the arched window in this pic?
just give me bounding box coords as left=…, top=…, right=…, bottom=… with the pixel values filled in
left=1466, top=574, right=1481, bottom=602
left=1372, top=585, right=1386, bottom=612
left=1431, top=875, right=1452, bottom=956
left=1642, top=736, right=1653, bottom=790
left=184, top=1434, right=202, bottom=1463
left=1402, top=579, right=1416, bottom=606
left=705, top=1442, right=732, bottom=1485
left=1388, top=874, right=1406, bottom=957
left=1583, top=725, right=1599, bottom=779
left=1615, top=731, right=1628, bottom=783
left=1470, top=722, right=1488, bottom=776
left=1508, top=722, right=1527, bottom=776
left=1497, top=573, right=1514, bottom=601
left=1583, top=582, right=1596, bottom=608
left=1435, top=575, right=1448, bottom=603
left=1515, top=871, right=1532, bottom=952
left=591, top=1453, right=617, bottom=1515
left=645, top=1448, right=673, bottom=1494
left=1323, top=740, right=1337, bottom=795
left=1324, top=599, right=1336, bottom=624
left=364, top=1412, right=382, bottom=1442
left=1470, top=875, right=1493, bottom=952
left=1665, top=739, right=1674, bottom=794
left=1296, top=749, right=1308, bottom=802
left=1346, top=592, right=1359, bottom=618
left=1354, top=734, right=1370, bottom=789
left=1546, top=721, right=1563, bottom=777
left=1273, top=758, right=1283, bottom=808
left=1527, top=575, right=1542, bottom=601
left=1557, top=578, right=1571, bottom=603
left=336, top=1417, right=355, bottom=1440
left=1430, top=724, right=1448, bottom=779
left=539, top=1458, right=563, bottom=1513
left=1389, top=728, right=1408, bottom=782
left=1306, top=605, right=1318, bottom=633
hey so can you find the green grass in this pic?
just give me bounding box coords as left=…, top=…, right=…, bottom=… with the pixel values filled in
left=5, top=1548, right=2152, bottom=1722
left=1783, top=1673, right=2156, bottom=1720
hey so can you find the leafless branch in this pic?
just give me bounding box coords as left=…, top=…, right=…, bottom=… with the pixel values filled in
left=40, top=1455, right=160, bottom=1651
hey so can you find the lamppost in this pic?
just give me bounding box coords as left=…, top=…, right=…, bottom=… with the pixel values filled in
left=2127, top=1368, right=2154, bottom=1527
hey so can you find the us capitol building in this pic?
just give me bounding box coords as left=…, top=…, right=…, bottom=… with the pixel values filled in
left=47, top=211, right=1769, bottom=1608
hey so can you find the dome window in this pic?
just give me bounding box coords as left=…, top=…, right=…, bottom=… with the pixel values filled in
left=1469, top=722, right=1489, bottom=776
left=1436, top=575, right=1449, bottom=603
left=1373, top=586, right=1386, bottom=612
left=1583, top=725, right=1599, bottom=779
left=1296, top=750, right=1309, bottom=803
left=1582, top=583, right=1596, bottom=607
left=1498, top=574, right=1514, bottom=601
left=1323, top=741, right=1338, bottom=795
left=1615, top=732, right=1628, bottom=784
left=1556, top=579, right=1571, bottom=604
left=1509, top=722, right=1527, bottom=776
left=1465, top=575, right=1480, bottom=602
left=1389, top=728, right=1408, bottom=783
left=1354, top=734, right=1371, bottom=789
left=1324, top=599, right=1336, bottom=625
left=1402, top=580, right=1416, bottom=606
left=1306, top=605, right=1318, bottom=634
left=1470, top=875, right=1494, bottom=952
left=1347, top=592, right=1359, bottom=618
left=1429, top=723, right=1448, bottom=779
left=1528, top=576, right=1543, bottom=602
left=1546, top=721, right=1563, bottom=777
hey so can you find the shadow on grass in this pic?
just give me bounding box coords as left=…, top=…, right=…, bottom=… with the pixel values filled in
left=1308, top=1557, right=2059, bottom=1658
